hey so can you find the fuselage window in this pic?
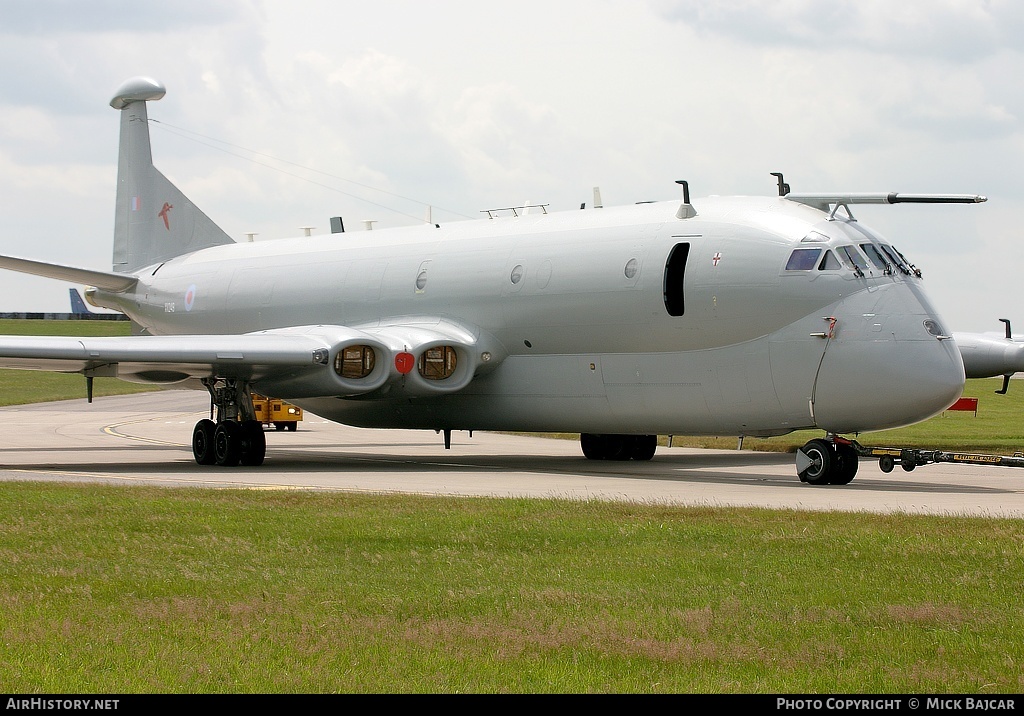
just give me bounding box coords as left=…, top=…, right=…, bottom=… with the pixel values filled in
left=860, top=244, right=892, bottom=273
left=419, top=345, right=458, bottom=380
left=663, top=242, right=690, bottom=317
left=818, top=250, right=842, bottom=270
left=836, top=245, right=868, bottom=273
left=785, top=248, right=822, bottom=271
left=335, top=345, right=376, bottom=379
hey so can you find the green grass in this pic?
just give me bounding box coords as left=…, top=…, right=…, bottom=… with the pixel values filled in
left=0, top=484, right=1021, bottom=694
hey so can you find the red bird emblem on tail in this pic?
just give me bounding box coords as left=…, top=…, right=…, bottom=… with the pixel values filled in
left=158, top=202, right=173, bottom=230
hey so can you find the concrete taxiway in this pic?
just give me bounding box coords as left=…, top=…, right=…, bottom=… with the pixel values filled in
left=1, top=390, right=1022, bottom=518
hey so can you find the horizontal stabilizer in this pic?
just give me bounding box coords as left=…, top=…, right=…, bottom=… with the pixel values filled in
left=0, top=254, right=138, bottom=292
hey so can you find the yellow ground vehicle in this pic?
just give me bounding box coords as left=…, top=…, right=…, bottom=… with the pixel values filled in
left=251, top=393, right=302, bottom=431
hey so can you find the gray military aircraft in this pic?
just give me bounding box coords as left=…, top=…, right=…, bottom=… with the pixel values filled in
left=0, top=77, right=989, bottom=484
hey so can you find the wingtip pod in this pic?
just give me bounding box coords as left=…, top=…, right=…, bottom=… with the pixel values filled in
left=110, top=77, right=166, bottom=110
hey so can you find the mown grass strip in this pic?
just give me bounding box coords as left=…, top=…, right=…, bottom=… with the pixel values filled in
left=0, top=484, right=1021, bottom=693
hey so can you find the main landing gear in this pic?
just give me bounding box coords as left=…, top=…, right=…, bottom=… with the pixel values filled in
left=580, top=433, right=658, bottom=461
left=191, top=378, right=266, bottom=467
left=796, top=436, right=859, bottom=485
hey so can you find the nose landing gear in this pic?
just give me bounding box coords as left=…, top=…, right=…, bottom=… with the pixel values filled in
left=796, top=436, right=859, bottom=485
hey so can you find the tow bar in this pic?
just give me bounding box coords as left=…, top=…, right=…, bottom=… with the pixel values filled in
left=842, top=437, right=1024, bottom=473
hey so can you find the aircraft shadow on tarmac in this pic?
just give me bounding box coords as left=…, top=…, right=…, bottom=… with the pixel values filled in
left=0, top=441, right=1016, bottom=497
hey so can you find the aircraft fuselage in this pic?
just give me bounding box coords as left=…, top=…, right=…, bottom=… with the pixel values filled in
left=92, top=195, right=964, bottom=438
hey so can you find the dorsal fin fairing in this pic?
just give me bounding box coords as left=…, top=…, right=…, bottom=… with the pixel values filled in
left=110, top=77, right=235, bottom=274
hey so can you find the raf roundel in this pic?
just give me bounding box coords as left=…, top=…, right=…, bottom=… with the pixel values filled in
left=184, top=284, right=196, bottom=312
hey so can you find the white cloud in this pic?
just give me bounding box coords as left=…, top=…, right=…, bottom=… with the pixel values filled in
left=655, top=0, right=1024, bottom=61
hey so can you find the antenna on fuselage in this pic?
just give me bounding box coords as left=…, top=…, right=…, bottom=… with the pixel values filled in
left=675, top=180, right=696, bottom=219
left=771, top=172, right=791, bottom=196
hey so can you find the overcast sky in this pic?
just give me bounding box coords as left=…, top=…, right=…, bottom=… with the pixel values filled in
left=0, top=0, right=1020, bottom=332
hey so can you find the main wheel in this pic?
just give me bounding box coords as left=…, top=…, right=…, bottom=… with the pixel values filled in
left=630, top=435, right=658, bottom=461
left=831, top=443, right=859, bottom=485
left=192, top=419, right=216, bottom=465
left=239, top=420, right=266, bottom=466
left=603, top=435, right=631, bottom=461
left=214, top=420, right=242, bottom=467
left=286, top=421, right=298, bottom=432
left=798, top=439, right=833, bottom=485
left=581, top=433, right=606, bottom=460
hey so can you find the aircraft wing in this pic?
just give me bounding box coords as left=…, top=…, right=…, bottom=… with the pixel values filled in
left=0, top=333, right=327, bottom=379
left=0, top=326, right=400, bottom=399
left=0, top=319, right=502, bottom=399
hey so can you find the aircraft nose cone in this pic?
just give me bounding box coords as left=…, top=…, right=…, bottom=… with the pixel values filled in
left=810, top=287, right=965, bottom=433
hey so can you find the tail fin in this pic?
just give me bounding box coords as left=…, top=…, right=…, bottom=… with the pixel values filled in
left=109, top=77, right=234, bottom=274
left=69, top=288, right=92, bottom=315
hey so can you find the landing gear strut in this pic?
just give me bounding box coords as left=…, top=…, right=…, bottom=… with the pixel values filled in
left=192, top=378, right=266, bottom=467
left=796, top=436, right=859, bottom=485
left=580, top=433, right=658, bottom=461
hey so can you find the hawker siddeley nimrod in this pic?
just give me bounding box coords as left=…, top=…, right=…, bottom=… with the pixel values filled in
left=0, top=77, right=996, bottom=484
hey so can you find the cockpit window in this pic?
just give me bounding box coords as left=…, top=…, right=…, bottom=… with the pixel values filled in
left=879, top=244, right=914, bottom=275
left=785, top=248, right=822, bottom=271
left=801, top=230, right=830, bottom=243
left=818, top=250, right=842, bottom=270
left=860, top=243, right=892, bottom=273
left=836, top=245, right=868, bottom=272
left=891, top=245, right=922, bottom=277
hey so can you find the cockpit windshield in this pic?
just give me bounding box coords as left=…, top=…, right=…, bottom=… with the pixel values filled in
left=785, top=248, right=822, bottom=271
left=859, top=243, right=892, bottom=274
left=836, top=245, right=868, bottom=273
left=784, top=234, right=922, bottom=279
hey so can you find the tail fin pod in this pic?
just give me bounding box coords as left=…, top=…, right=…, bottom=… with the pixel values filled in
left=110, top=77, right=234, bottom=274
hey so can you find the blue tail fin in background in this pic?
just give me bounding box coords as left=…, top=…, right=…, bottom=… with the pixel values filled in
left=69, top=288, right=92, bottom=315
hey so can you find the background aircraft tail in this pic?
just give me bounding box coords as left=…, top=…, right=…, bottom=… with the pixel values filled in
left=69, top=288, right=92, bottom=315
left=110, top=77, right=235, bottom=274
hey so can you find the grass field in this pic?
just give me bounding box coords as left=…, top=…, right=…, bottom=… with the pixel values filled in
left=0, top=319, right=1022, bottom=693
left=0, top=484, right=1021, bottom=694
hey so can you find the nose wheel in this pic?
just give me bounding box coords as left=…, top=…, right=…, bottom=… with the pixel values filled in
left=796, top=438, right=859, bottom=485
